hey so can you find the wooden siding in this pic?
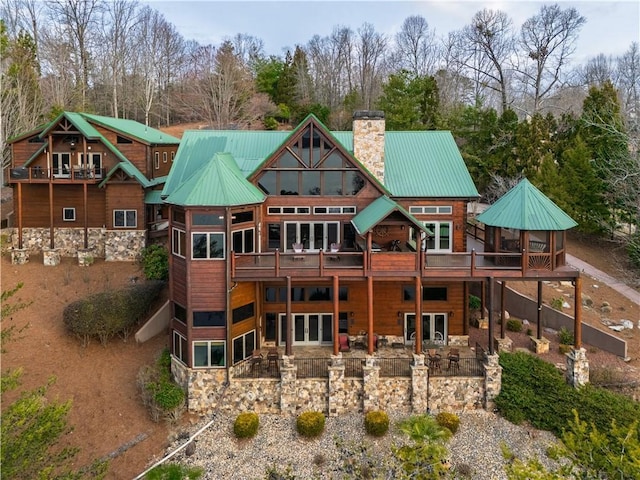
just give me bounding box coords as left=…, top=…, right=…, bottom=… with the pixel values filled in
left=104, top=184, right=144, bottom=229
left=92, top=125, right=150, bottom=174
left=11, top=138, right=46, bottom=168
left=18, top=184, right=106, bottom=227
left=189, top=260, right=226, bottom=310
left=171, top=256, right=187, bottom=306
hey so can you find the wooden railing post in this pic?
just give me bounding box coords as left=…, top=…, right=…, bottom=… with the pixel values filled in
left=470, top=249, right=476, bottom=276
left=275, top=250, right=280, bottom=277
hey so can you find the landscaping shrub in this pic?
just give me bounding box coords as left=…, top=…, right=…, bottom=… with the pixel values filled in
left=468, top=294, right=481, bottom=311
left=558, top=326, right=574, bottom=345
left=496, top=352, right=640, bottom=438
left=435, top=411, right=460, bottom=435
left=550, top=297, right=564, bottom=310
left=140, top=244, right=169, bottom=281
left=296, top=411, right=325, bottom=438
left=63, top=281, right=164, bottom=346
left=233, top=412, right=259, bottom=439
left=145, top=463, right=203, bottom=479
left=505, top=318, right=522, bottom=332
left=138, top=349, right=185, bottom=424
left=364, top=410, right=389, bottom=437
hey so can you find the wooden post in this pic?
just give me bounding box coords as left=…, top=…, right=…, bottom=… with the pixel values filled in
left=537, top=281, right=543, bottom=340
left=367, top=275, right=374, bottom=354
left=49, top=181, right=54, bottom=248
left=286, top=275, right=292, bottom=356
left=333, top=275, right=339, bottom=356
left=463, top=281, right=469, bottom=335
left=487, top=277, right=494, bottom=355
left=500, top=281, right=506, bottom=339
left=17, top=183, right=23, bottom=248
left=480, top=280, right=486, bottom=320
left=415, top=276, right=422, bottom=354
left=574, top=276, right=582, bottom=349
left=83, top=183, right=88, bottom=248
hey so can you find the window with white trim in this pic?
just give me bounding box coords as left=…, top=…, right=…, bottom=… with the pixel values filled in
left=154, top=152, right=160, bottom=169
left=172, top=228, right=186, bottom=257
left=63, top=207, right=76, bottom=222
left=232, top=330, right=256, bottom=364
left=171, top=151, right=175, bottom=162
left=410, top=221, right=452, bottom=252
left=193, top=340, right=226, bottom=368
left=192, top=232, right=225, bottom=259
left=232, top=228, right=254, bottom=253
left=173, top=331, right=188, bottom=364
left=162, top=152, right=168, bottom=163
left=268, top=206, right=310, bottom=215
left=114, top=209, right=137, bottom=228
left=313, top=206, right=356, bottom=214
left=409, top=205, right=452, bottom=215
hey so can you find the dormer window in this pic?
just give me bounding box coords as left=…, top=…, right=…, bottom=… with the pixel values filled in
left=116, top=135, right=132, bottom=144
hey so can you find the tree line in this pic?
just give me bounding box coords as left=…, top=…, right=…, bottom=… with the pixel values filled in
left=1, top=0, right=638, bottom=266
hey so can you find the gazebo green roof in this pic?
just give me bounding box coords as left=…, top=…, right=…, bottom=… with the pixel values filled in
left=476, top=178, right=577, bottom=231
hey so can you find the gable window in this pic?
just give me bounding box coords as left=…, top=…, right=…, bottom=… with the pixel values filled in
left=232, top=228, right=254, bottom=253
left=193, top=340, right=226, bottom=368
left=114, top=209, right=137, bottom=228
left=409, top=205, right=452, bottom=215
left=62, top=207, right=76, bottom=222
left=154, top=152, right=160, bottom=169
left=163, top=152, right=168, bottom=163
left=192, top=232, right=224, bottom=259
left=172, top=228, right=186, bottom=257
left=173, top=331, right=188, bottom=364
left=116, top=135, right=132, bottom=144
left=171, top=151, right=175, bottom=162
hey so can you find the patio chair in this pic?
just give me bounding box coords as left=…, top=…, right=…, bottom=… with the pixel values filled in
left=427, top=349, right=441, bottom=371
left=250, top=349, right=263, bottom=372
left=338, top=333, right=350, bottom=352
left=292, top=242, right=304, bottom=253
left=447, top=348, right=460, bottom=370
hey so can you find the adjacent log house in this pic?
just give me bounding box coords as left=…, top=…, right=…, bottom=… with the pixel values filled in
left=7, top=112, right=179, bottom=261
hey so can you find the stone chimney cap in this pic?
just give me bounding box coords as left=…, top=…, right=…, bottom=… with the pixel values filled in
left=353, top=110, right=385, bottom=120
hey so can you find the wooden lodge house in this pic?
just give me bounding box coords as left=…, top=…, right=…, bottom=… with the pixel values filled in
left=6, top=112, right=180, bottom=262
left=160, top=111, right=587, bottom=413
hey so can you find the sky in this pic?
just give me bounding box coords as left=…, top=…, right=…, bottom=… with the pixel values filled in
left=145, top=0, right=639, bottom=66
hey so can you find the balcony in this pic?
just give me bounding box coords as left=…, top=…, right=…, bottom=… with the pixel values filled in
left=231, top=245, right=578, bottom=281
left=9, top=166, right=104, bottom=183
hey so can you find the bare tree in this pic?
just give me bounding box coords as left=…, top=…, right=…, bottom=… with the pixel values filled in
left=354, top=22, right=387, bottom=110
left=391, top=15, right=439, bottom=77
left=616, top=42, right=640, bottom=133
left=580, top=54, right=616, bottom=86
left=517, top=4, right=585, bottom=115
left=48, top=0, right=104, bottom=110
left=450, top=9, right=516, bottom=113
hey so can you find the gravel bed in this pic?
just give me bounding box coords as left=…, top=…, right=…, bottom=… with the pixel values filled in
left=164, top=410, right=559, bottom=479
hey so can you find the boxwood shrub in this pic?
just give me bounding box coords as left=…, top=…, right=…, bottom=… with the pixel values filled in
left=364, top=410, right=389, bottom=437
left=296, top=411, right=325, bottom=438
left=234, top=412, right=259, bottom=439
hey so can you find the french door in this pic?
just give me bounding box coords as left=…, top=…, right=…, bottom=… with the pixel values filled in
left=52, top=152, right=71, bottom=178
left=278, top=313, right=333, bottom=345
left=404, top=313, right=448, bottom=345
left=284, top=222, right=339, bottom=252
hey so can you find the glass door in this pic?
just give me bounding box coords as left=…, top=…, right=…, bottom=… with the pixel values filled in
left=404, top=313, right=448, bottom=345
left=284, top=222, right=339, bottom=252
left=279, top=313, right=332, bottom=345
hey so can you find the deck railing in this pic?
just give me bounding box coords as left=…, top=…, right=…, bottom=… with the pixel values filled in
left=428, top=357, right=484, bottom=377
left=295, top=358, right=331, bottom=378
left=9, top=166, right=104, bottom=182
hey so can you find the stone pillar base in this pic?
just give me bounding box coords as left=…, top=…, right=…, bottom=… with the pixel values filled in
left=566, top=347, right=589, bottom=388
left=43, top=247, right=61, bottom=266
left=11, top=248, right=29, bottom=265
left=483, top=354, right=502, bottom=411
left=77, top=249, right=95, bottom=267
left=529, top=336, right=549, bottom=354
left=494, top=336, right=513, bottom=353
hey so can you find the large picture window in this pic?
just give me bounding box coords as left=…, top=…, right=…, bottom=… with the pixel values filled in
left=193, top=311, right=225, bottom=327
left=192, top=232, right=224, bottom=259
left=114, top=209, right=137, bottom=228
left=193, top=340, right=226, bottom=368
left=232, top=302, right=255, bottom=324
left=233, top=330, right=256, bottom=364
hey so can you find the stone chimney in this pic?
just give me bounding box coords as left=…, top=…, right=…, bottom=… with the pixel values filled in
left=352, top=110, right=385, bottom=183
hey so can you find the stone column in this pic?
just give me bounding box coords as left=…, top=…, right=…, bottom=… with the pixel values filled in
left=566, top=347, right=589, bottom=388
left=493, top=336, right=513, bottom=353
left=328, top=354, right=346, bottom=417
left=362, top=355, right=380, bottom=412
left=411, top=354, right=429, bottom=414
left=483, top=353, right=502, bottom=411
left=77, top=248, right=95, bottom=267
left=279, top=355, right=298, bottom=415
left=11, top=247, right=29, bottom=265
left=42, top=247, right=61, bottom=266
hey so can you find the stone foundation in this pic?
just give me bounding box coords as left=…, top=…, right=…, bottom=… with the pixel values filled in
left=5, top=227, right=145, bottom=261
left=494, top=336, right=513, bottom=353
left=529, top=336, right=550, bottom=354
left=448, top=335, right=470, bottom=347
left=42, top=247, right=61, bottom=266
left=566, top=347, right=589, bottom=388
left=175, top=354, right=489, bottom=416
left=483, top=354, right=502, bottom=411
left=77, top=248, right=95, bottom=266
left=11, top=247, right=29, bottom=264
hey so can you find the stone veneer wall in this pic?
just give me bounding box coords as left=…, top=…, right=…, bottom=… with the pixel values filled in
left=352, top=110, right=385, bottom=182
left=4, top=227, right=145, bottom=260
left=174, top=354, right=488, bottom=416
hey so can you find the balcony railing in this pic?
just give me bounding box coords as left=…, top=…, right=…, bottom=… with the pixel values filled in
left=9, top=166, right=104, bottom=182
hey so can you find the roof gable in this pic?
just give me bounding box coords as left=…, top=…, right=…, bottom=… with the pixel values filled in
left=476, top=178, right=577, bottom=230
left=81, top=113, right=179, bottom=145
left=352, top=196, right=433, bottom=236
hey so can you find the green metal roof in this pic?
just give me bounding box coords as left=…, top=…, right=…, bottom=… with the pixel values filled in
left=99, top=162, right=150, bottom=188
left=351, top=196, right=433, bottom=236
left=164, top=152, right=265, bottom=206
left=148, top=175, right=167, bottom=187
left=145, top=190, right=164, bottom=204
left=80, top=113, right=179, bottom=145
left=476, top=178, right=578, bottom=231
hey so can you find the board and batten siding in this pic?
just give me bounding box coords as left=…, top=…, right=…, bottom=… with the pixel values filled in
left=104, top=184, right=144, bottom=229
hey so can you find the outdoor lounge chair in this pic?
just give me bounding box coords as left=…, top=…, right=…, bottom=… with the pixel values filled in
left=338, top=333, right=350, bottom=352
